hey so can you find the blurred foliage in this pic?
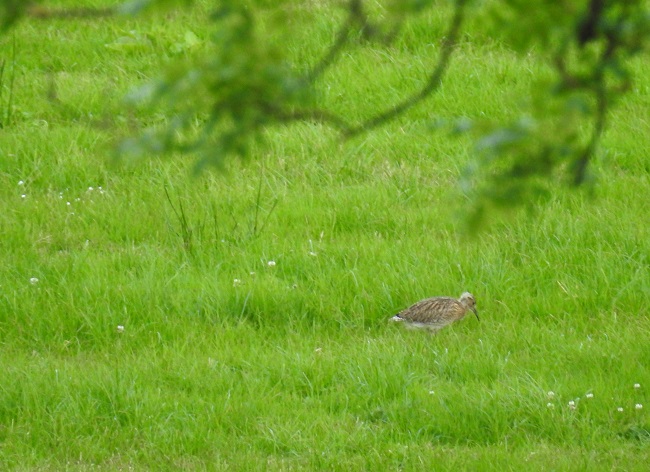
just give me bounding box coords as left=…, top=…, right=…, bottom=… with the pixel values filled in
left=117, top=0, right=467, bottom=170
left=1, top=0, right=649, bottom=215
left=462, top=0, right=650, bottom=225
left=118, top=2, right=314, bottom=171
left=0, top=0, right=33, bottom=31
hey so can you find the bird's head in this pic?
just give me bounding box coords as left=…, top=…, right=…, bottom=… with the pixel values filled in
left=459, top=292, right=479, bottom=321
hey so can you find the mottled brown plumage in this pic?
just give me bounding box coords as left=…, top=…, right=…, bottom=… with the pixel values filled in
left=390, top=292, right=479, bottom=332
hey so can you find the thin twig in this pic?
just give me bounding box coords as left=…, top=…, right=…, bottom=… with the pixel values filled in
left=303, top=0, right=360, bottom=84
left=573, top=24, right=618, bottom=185
left=260, top=102, right=351, bottom=131
left=26, top=6, right=115, bottom=19
left=573, top=85, right=606, bottom=185
left=345, top=0, right=467, bottom=138
left=303, top=0, right=402, bottom=84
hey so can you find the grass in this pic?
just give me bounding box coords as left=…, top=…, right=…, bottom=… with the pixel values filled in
left=1, top=1, right=649, bottom=470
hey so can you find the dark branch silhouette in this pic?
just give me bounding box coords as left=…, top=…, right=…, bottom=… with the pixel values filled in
left=302, top=0, right=359, bottom=85
left=298, top=0, right=467, bottom=139
left=303, top=0, right=405, bottom=85
left=344, top=0, right=467, bottom=138
left=261, top=103, right=352, bottom=131
left=577, top=0, right=604, bottom=45
left=27, top=5, right=115, bottom=19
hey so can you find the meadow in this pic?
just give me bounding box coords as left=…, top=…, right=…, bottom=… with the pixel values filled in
left=0, top=1, right=649, bottom=470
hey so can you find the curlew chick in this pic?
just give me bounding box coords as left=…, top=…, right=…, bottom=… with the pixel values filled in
left=390, top=292, right=479, bottom=333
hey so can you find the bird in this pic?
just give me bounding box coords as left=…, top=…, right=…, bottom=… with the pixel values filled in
left=390, top=292, right=479, bottom=333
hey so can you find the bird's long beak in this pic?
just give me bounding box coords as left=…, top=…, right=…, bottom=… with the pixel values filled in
left=471, top=307, right=479, bottom=322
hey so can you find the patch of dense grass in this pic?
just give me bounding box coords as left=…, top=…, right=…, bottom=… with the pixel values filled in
left=0, top=1, right=649, bottom=469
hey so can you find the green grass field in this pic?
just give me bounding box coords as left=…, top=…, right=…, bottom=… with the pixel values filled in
left=1, top=1, right=649, bottom=470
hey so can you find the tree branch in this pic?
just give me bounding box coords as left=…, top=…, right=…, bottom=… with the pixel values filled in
left=260, top=102, right=352, bottom=131
left=26, top=5, right=115, bottom=19
left=304, top=0, right=395, bottom=84
left=344, top=0, right=467, bottom=138
left=577, top=0, right=604, bottom=45
left=302, top=1, right=358, bottom=84
left=573, top=82, right=606, bottom=185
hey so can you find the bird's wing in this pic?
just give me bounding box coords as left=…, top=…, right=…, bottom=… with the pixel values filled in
left=397, top=297, right=458, bottom=324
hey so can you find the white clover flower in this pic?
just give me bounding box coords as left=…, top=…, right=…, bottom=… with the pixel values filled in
left=547, top=403, right=554, bottom=409
left=267, top=260, right=276, bottom=267
left=18, top=180, right=24, bottom=186
left=249, top=272, right=256, bottom=276
left=634, top=383, right=641, bottom=389
left=308, top=251, right=317, bottom=257
left=585, top=393, right=594, bottom=399
left=29, top=277, right=39, bottom=285
left=88, top=187, right=94, bottom=191
left=617, top=407, right=624, bottom=412
left=636, top=404, right=643, bottom=410
left=547, top=391, right=555, bottom=399
left=66, top=202, right=71, bottom=206
left=568, top=400, right=576, bottom=410
left=117, top=325, right=125, bottom=333
left=429, top=390, right=435, bottom=395
left=233, top=279, right=242, bottom=287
